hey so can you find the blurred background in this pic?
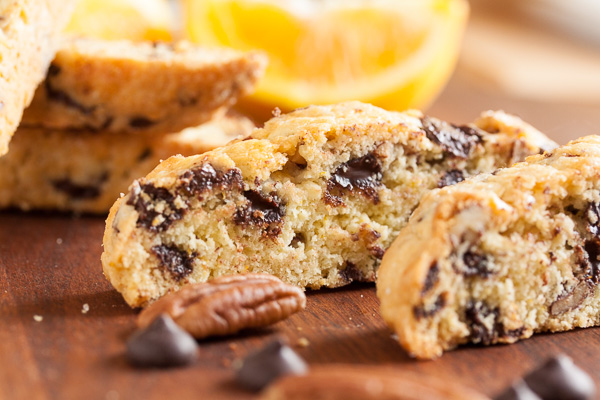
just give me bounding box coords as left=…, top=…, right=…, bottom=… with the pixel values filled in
left=66, top=0, right=600, bottom=144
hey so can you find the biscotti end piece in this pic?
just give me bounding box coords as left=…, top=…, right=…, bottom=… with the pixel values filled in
left=102, top=101, right=556, bottom=307
left=21, top=37, right=267, bottom=135
left=0, top=0, right=75, bottom=156
left=378, top=135, right=600, bottom=359
left=0, top=112, right=254, bottom=213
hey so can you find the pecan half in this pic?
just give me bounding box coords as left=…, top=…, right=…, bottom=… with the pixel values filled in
left=137, top=273, right=306, bottom=338
left=549, top=281, right=591, bottom=317
left=260, top=365, right=489, bottom=400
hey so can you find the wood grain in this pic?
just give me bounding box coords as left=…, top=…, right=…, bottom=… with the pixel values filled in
left=1, top=211, right=600, bottom=400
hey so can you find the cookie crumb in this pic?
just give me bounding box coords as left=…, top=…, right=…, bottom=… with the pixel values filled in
left=56, top=238, right=63, bottom=245
left=272, top=107, right=281, bottom=117
left=228, top=343, right=238, bottom=351
left=33, top=315, right=43, bottom=322
left=297, top=337, right=310, bottom=347
left=119, top=193, right=125, bottom=198
left=82, top=303, right=90, bottom=314
left=296, top=326, right=303, bottom=331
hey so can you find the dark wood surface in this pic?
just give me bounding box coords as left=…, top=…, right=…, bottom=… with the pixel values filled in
left=3, top=46, right=600, bottom=400
left=3, top=212, right=600, bottom=400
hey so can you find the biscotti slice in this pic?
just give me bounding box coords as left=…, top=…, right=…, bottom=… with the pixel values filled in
left=0, top=112, right=254, bottom=214
left=0, top=0, right=75, bottom=156
left=21, top=37, right=267, bottom=134
left=378, top=135, right=600, bottom=359
left=101, top=101, right=556, bottom=307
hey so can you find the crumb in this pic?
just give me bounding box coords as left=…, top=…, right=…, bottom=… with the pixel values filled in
left=119, top=193, right=124, bottom=198
left=360, top=294, right=364, bottom=298
left=82, top=303, right=90, bottom=314
left=349, top=317, right=352, bottom=321
left=228, top=343, right=238, bottom=351
left=296, top=326, right=303, bottom=331
left=232, top=358, right=243, bottom=370
left=272, top=107, right=281, bottom=117
left=297, top=337, right=310, bottom=347
left=33, top=315, right=43, bottom=322
left=56, top=238, right=63, bottom=245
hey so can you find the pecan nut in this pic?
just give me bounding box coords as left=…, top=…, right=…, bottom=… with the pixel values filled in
left=260, top=365, right=489, bottom=400
left=137, top=273, right=306, bottom=338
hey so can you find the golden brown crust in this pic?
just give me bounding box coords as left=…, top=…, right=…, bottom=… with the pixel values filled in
left=0, top=0, right=75, bottom=156
left=21, top=37, right=267, bottom=135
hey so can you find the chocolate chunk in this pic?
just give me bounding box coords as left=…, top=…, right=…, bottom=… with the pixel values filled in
left=494, top=380, right=542, bottom=400
left=585, top=203, right=600, bottom=235
left=52, top=178, right=103, bottom=200
left=45, top=64, right=96, bottom=115
left=413, top=293, right=446, bottom=319
left=438, top=169, right=464, bottom=188
left=523, top=355, right=596, bottom=400
left=421, top=117, right=480, bottom=158
left=127, top=183, right=184, bottom=232
left=583, top=238, right=600, bottom=285
left=129, top=116, right=156, bottom=129
left=422, top=262, right=439, bottom=294
left=369, top=245, right=385, bottom=259
left=178, top=164, right=243, bottom=198
left=235, top=339, right=308, bottom=391
left=465, top=301, right=498, bottom=345
left=151, top=244, right=196, bottom=281
left=325, top=153, right=383, bottom=206
left=234, top=190, right=285, bottom=237
left=339, top=262, right=364, bottom=283
left=461, top=249, right=493, bottom=277
left=126, top=314, right=198, bottom=368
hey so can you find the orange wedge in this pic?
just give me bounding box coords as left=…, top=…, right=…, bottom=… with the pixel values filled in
left=65, top=0, right=173, bottom=41
left=184, top=0, right=469, bottom=111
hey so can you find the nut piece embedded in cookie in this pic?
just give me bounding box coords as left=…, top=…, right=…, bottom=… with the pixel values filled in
left=260, top=365, right=489, bottom=400
left=137, top=274, right=306, bottom=339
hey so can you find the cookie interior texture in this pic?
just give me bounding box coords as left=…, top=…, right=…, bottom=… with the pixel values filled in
left=102, top=101, right=556, bottom=307
left=377, top=136, right=600, bottom=359
left=0, top=111, right=254, bottom=213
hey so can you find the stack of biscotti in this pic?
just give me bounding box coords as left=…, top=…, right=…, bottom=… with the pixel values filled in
left=0, top=37, right=267, bottom=213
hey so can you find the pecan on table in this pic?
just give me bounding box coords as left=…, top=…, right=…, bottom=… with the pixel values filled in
left=137, top=273, right=306, bottom=339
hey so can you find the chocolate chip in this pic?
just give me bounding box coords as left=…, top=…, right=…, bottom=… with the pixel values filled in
left=234, top=190, right=285, bottom=237
left=127, top=183, right=185, bottom=232
left=583, top=238, right=600, bottom=285
left=523, top=355, right=596, bottom=400
left=585, top=203, right=600, bottom=235
left=129, top=116, right=156, bottom=129
left=465, top=301, right=498, bottom=345
left=151, top=244, right=196, bottom=281
left=235, top=339, right=307, bottom=391
left=421, top=117, right=481, bottom=158
left=52, top=178, right=103, bottom=200
left=178, top=164, right=243, bottom=198
left=339, top=262, right=364, bottom=283
left=494, top=380, right=542, bottom=400
left=126, top=314, right=197, bottom=368
left=325, top=153, right=383, bottom=206
left=413, top=293, right=447, bottom=319
left=461, top=249, right=493, bottom=277
left=438, top=169, right=464, bottom=188
left=45, top=64, right=96, bottom=115
left=422, top=262, right=439, bottom=294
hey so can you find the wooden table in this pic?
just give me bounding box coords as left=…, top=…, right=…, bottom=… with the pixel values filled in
left=3, top=27, right=600, bottom=400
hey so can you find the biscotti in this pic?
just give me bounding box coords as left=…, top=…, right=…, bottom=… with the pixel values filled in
left=0, top=0, right=75, bottom=156
left=21, top=37, right=267, bottom=135
left=378, top=136, right=600, bottom=359
left=101, top=101, right=557, bottom=307
left=0, top=112, right=254, bottom=213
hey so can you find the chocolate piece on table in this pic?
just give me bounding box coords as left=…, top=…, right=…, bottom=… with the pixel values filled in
left=126, top=314, right=197, bottom=368
left=523, top=355, right=595, bottom=400
left=494, top=381, right=541, bottom=400
left=236, top=339, right=307, bottom=391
